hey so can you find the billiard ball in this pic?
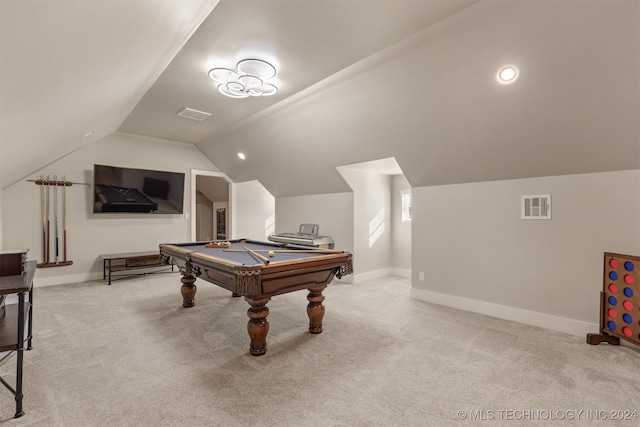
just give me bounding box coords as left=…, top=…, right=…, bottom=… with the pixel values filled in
left=268, top=251, right=275, bottom=257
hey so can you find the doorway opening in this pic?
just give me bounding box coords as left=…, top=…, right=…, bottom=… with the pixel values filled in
left=191, top=170, right=233, bottom=241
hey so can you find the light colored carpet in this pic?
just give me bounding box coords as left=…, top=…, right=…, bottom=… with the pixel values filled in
left=0, top=273, right=639, bottom=426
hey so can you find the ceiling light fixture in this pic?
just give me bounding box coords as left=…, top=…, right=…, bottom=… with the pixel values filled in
left=237, top=152, right=246, bottom=160
left=209, top=59, right=278, bottom=98
left=497, top=65, right=518, bottom=83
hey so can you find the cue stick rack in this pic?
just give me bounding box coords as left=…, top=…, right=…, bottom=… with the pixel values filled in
left=30, top=175, right=84, bottom=268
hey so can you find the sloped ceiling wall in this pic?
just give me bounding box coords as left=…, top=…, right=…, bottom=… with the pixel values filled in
left=0, top=0, right=218, bottom=189
left=1, top=1, right=638, bottom=198
left=197, top=0, right=639, bottom=197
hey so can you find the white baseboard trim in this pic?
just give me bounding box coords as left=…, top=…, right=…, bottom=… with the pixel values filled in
left=34, top=272, right=103, bottom=287
left=389, top=268, right=411, bottom=279
left=333, top=275, right=355, bottom=284
left=410, top=287, right=598, bottom=338
left=352, top=268, right=407, bottom=283
left=352, top=269, right=387, bottom=283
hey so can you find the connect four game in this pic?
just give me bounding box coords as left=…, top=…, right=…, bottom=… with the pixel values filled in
left=587, top=252, right=640, bottom=347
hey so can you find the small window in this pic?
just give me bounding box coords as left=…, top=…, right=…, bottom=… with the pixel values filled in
left=401, top=190, right=412, bottom=223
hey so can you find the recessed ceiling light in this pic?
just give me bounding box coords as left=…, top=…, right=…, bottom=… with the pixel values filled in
left=237, top=152, right=246, bottom=160
left=497, top=66, right=518, bottom=83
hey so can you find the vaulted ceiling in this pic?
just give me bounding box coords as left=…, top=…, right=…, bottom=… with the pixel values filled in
left=2, top=0, right=638, bottom=196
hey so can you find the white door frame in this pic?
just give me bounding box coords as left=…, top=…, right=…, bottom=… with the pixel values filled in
left=190, top=169, right=234, bottom=241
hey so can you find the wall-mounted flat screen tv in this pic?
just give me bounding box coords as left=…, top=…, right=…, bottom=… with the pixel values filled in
left=93, top=164, right=185, bottom=214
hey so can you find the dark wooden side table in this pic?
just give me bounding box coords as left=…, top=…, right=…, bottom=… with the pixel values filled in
left=100, top=251, right=174, bottom=285
left=0, top=260, right=35, bottom=418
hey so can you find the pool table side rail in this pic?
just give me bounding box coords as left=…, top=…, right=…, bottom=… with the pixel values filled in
left=159, top=245, right=195, bottom=268
left=163, top=239, right=282, bottom=250
left=158, top=245, right=193, bottom=280
left=197, top=252, right=353, bottom=297
left=259, top=258, right=352, bottom=296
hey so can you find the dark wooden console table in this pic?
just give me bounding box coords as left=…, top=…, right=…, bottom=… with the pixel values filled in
left=100, top=251, right=174, bottom=285
left=0, top=260, right=35, bottom=418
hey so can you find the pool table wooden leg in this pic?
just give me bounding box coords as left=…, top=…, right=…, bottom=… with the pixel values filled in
left=180, top=274, right=197, bottom=308
left=246, top=297, right=271, bottom=356
left=307, top=285, right=327, bottom=334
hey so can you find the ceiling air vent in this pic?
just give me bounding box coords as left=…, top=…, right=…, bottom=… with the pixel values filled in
left=177, top=107, right=211, bottom=121
left=521, top=194, right=551, bottom=219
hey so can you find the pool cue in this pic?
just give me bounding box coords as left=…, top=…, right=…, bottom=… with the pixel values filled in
left=45, top=175, right=50, bottom=264
left=225, top=249, right=344, bottom=254
left=63, top=175, right=68, bottom=262
left=40, top=175, right=46, bottom=262
left=54, top=175, right=59, bottom=263
left=244, top=246, right=270, bottom=265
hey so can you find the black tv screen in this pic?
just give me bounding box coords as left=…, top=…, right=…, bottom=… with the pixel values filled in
left=93, top=164, right=185, bottom=214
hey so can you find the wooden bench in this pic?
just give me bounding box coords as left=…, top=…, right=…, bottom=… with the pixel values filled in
left=100, top=251, right=174, bottom=285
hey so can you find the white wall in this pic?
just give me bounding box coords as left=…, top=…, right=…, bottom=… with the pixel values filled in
left=410, top=169, right=640, bottom=336
left=391, top=174, right=411, bottom=275
left=196, top=175, right=229, bottom=204
left=0, top=146, right=2, bottom=245
left=273, top=172, right=412, bottom=282
left=337, top=169, right=392, bottom=281
left=275, top=192, right=354, bottom=255
left=1, top=132, right=220, bottom=286
left=233, top=180, right=275, bottom=240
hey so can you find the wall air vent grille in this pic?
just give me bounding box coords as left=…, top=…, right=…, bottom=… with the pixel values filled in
left=177, top=107, right=211, bottom=121
left=521, top=194, right=551, bottom=219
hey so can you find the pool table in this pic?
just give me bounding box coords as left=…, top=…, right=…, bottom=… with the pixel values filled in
left=94, top=184, right=158, bottom=213
left=159, top=239, right=353, bottom=355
